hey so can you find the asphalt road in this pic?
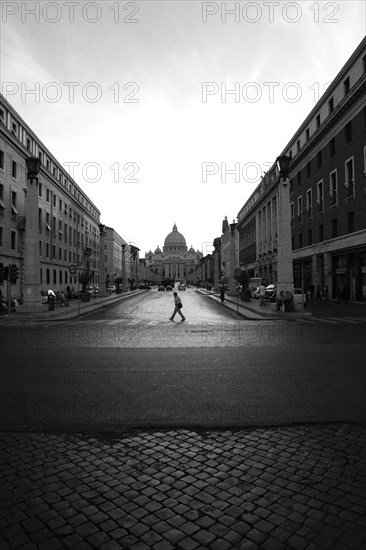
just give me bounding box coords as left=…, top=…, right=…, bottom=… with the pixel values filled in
left=1, top=288, right=365, bottom=432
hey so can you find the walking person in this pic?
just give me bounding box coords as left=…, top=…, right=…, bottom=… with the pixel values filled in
left=220, top=284, right=225, bottom=303
left=169, top=292, right=185, bottom=322
left=258, top=282, right=266, bottom=307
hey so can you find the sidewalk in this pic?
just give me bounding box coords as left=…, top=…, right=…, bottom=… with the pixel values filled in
left=0, top=423, right=365, bottom=550
left=199, top=289, right=366, bottom=321
left=0, top=290, right=146, bottom=323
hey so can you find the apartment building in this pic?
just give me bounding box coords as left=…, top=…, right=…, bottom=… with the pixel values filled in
left=237, top=37, right=366, bottom=300
left=0, top=94, right=101, bottom=301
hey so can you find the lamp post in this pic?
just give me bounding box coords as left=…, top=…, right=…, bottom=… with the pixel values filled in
left=23, top=156, right=42, bottom=309
left=213, top=238, right=220, bottom=291
left=121, top=243, right=127, bottom=291
left=227, top=221, right=238, bottom=295
left=276, top=155, right=294, bottom=297
left=98, top=223, right=107, bottom=296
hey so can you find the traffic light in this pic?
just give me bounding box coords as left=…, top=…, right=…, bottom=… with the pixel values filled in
left=10, top=264, right=19, bottom=284
left=3, top=266, right=9, bottom=281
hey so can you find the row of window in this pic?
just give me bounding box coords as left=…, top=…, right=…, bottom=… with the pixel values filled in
left=291, top=158, right=356, bottom=223
left=0, top=107, right=99, bottom=220
left=295, top=213, right=354, bottom=249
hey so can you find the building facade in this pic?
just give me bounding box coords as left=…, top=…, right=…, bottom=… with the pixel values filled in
left=0, top=94, right=101, bottom=302
left=237, top=37, right=366, bottom=300
left=103, top=227, right=140, bottom=289
left=145, top=224, right=202, bottom=283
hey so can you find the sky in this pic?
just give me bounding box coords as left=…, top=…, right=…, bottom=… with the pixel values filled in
left=1, top=0, right=365, bottom=256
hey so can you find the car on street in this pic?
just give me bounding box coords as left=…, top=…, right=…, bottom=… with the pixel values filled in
left=165, top=285, right=173, bottom=291
left=107, top=285, right=116, bottom=293
left=293, top=288, right=307, bottom=306
left=178, top=282, right=186, bottom=291
left=250, top=286, right=260, bottom=299
left=158, top=285, right=165, bottom=291
left=138, top=284, right=151, bottom=290
left=265, top=284, right=277, bottom=301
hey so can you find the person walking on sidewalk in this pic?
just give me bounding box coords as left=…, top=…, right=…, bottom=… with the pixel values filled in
left=169, top=292, right=185, bottom=322
left=220, top=284, right=225, bottom=303
left=259, top=282, right=266, bottom=307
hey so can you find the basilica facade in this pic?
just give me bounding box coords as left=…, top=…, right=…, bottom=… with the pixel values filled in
left=145, top=224, right=202, bottom=282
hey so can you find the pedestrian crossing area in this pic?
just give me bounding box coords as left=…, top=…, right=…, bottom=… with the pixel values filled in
left=290, top=315, right=366, bottom=325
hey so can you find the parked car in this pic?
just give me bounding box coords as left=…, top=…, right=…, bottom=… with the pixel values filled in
left=107, top=285, right=116, bottom=293
left=250, top=286, right=260, bottom=299
left=158, top=285, right=165, bottom=291
left=265, top=284, right=277, bottom=302
left=165, top=285, right=173, bottom=291
left=178, top=282, right=186, bottom=291
left=138, top=284, right=151, bottom=290
left=293, top=288, right=307, bottom=306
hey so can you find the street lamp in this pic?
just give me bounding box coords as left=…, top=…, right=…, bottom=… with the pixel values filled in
left=98, top=224, right=107, bottom=295
left=23, top=156, right=42, bottom=309
left=275, top=154, right=294, bottom=300
left=25, top=156, right=41, bottom=179
left=276, top=155, right=291, bottom=181
left=121, top=243, right=127, bottom=291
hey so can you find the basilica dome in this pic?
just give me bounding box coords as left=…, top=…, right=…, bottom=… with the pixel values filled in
left=163, top=224, right=187, bottom=251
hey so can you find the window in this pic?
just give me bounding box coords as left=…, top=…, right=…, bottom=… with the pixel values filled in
left=348, top=212, right=354, bottom=233
left=46, top=268, right=50, bottom=284
left=12, top=161, right=17, bottom=179
left=316, top=180, right=324, bottom=212
left=46, top=189, right=50, bottom=202
left=345, top=157, right=354, bottom=199
left=363, top=54, right=366, bottom=74
left=319, top=224, right=324, bottom=242
left=38, top=182, right=43, bottom=198
left=12, top=122, right=18, bottom=137
left=297, top=196, right=303, bottom=223
left=343, top=76, right=350, bottom=96
left=332, top=219, right=337, bottom=238
left=299, top=233, right=303, bottom=249
left=306, top=162, right=311, bottom=177
left=38, top=150, right=43, bottom=163
left=59, top=199, right=62, bottom=211
left=0, top=150, right=4, bottom=170
left=328, top=97, right=334, bottom=114
left=26, top=138, right=31, bottom=151
left=306, top=128, right=310, bottom=141
left=330, top=170, right=337, bottom=206
left=317, top=151, right=322, bottom=168
left=316, top=114, right=321, bottom=129
left=0, top=184, right=4, bottom=211
left=38, top=208, right=42, bottom=231
left=11, top=191, right=18, bottom=216
left=330, top=138, right=335, bottom=157
left=306, top=189, right=312, bottom=218
left=297, top=171, right=302, bottom=186
left=46, top=243, right=50, bottom=258
left=53, top=194, right=56, bottom=208
left=297, top=139, right=300, bottom=152
left=0, top=109, right=5, bottom=124
left=46, top=160, right=50, bottom=170
left=345, top=122, right=352, bottom=143
left=11, top=230, right=16, bottom=250
left=308, top=229, right=312, bottom=246
left=0, top=226, right=3, bottom=247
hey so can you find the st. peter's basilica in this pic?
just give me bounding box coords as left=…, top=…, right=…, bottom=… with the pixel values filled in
left=145, top=224, right=202, bottom=282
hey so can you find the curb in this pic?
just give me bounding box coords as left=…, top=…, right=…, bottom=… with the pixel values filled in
left=198, top=289, right=312, bottom=319
left=0, top=289, right=147, bottom=322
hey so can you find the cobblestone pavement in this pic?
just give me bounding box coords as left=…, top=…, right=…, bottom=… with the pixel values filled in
left=1, top=424, right=365, bottom=550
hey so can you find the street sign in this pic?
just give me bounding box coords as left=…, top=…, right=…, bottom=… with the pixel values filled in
left=233, top=268, right=242, bottom=279
left=69, top=264, right=77, bottom=275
